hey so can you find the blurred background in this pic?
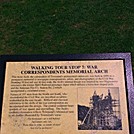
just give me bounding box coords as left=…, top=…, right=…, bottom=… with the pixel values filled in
left=0, top=0, right=134, bottom=71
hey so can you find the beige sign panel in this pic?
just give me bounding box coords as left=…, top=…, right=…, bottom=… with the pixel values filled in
left=1, top=60, right=130, bottom=134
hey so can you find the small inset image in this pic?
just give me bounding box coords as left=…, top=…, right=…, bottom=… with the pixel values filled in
left=78, top=87, right=122, bottom=130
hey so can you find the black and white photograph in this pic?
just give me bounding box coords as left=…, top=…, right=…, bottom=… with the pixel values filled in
left=78, top=87, right=122, bottom=130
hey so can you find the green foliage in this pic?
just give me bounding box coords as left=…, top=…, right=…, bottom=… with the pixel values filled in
left=0, top=0, right=134, bottom=57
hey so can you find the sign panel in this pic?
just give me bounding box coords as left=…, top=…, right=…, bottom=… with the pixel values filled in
left=0, top=53, right=134, bottom=134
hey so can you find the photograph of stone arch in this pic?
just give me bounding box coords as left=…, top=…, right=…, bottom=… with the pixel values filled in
left=78, top=87, right=122, bottom=130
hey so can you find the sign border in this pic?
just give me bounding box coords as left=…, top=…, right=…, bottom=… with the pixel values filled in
left=0, top=53, right=133, bottom=133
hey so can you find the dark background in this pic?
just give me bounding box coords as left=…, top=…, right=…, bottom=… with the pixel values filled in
left=0, top=0, right=134, bottom=70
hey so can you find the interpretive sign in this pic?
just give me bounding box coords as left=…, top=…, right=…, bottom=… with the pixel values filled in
left=0, top=53, right=134, bottom=134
